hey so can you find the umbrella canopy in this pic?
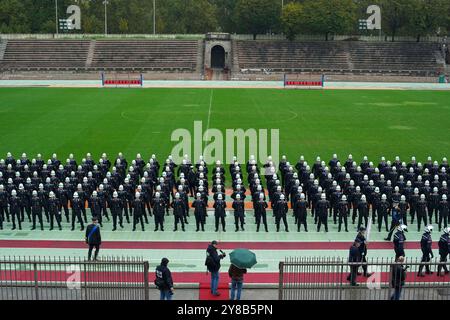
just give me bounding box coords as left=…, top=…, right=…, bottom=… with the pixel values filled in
left=229, top=248, right=257, bottom=269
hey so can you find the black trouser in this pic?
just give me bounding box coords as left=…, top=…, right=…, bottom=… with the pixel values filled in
left=256, top=212, right=268, bottom=231
left=133, top=214, right=145, bottom=230
left=184, top=202, right=189, bottom=220
left=234, top=214, right=245, bottom=230
left=144, top=200, right=152, bottom=217
left=317, top=215, right=328, bottom=232
left=428, top=206, right=438, bottom=223
left=60, top=203, right=70, bottom=221
left=11, top=211, right=21, bottom=229
left=123, top=203, right=130, bottom=223
left=100, top=204, right=109, bottom=221
left=80, top=204, right=87, bottom=222
left=154, top=214, right=164, bottom=231
left=20, top=205, right=31, bottom=222
left=0, top=205, right=9, bottom=222
left=417, top=215, right=427, bottom=232
left=378, top=213, right=389, bottom=232
left=333, top=206, right=338, bottom=224
left=352, top=206, right=358, bottom=224
left=401, top=213, right=408, bottom=226
left=418, top=252, right=432, bottom=274
left=437, top=253, right=449, bottom=275
left=215, top=215, right=226, bottom=231
left=410, top=206, right=417, bottom=224
left=49, top=212, right=61, bottom=229
left=338, top=214, right=348, bottom=232
left=386, top=222, right=399, bottom=241
left=371, top=206, right=377, bottom=223
left=358, top=256, right=369, bottom=276
left=275, top=214, right=288, bottom=231
left=348, top=265, right=359, bottom=285
left=112, top=212, right=123, bottom=229
left=439, top=215, right=448, bottom=230
left=297, top=214, right=307, bottom=232
left=88, top=244, right=100, bottom=261
left=141, top=207, right=149, bottom=224
left=71, top=211, right=84, bottom=229
left=195, top=213, right=205, bottom=231
left=357, top=215, right=368, bottom=230
left=32, top=211, right=44, bottom=229
left=174, top=215, right=185, bottom=230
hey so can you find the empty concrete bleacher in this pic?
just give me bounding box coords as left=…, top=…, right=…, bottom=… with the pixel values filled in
left=90, top=40, right=199, bottom=71
left=0, top=40, right=90, bottom=70
left=235, top=40, right=443, bottom=76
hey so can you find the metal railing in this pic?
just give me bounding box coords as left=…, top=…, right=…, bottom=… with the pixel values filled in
left=279, top=257, right=450, bottom=300
left=0, top=256, right=149, bottom=300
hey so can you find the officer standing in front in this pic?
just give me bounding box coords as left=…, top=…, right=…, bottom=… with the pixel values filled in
left=437, top=227, right=450, bottom=276
left=347, top=240, right=361, bottom=286
left=85, top=217, right=101, bottom=261
left=417, top=225, right=434, bottom=277
left=393, top=225, right=407, bottom=259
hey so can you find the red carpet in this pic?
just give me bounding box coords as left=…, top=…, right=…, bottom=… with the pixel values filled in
left=198, top=282, right=230, bottom=300
left=0, top=239, right=435, bottom=250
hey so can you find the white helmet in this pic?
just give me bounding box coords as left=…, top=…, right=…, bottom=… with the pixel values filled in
left=113, top=191, right=118, bottom=198
left=217, top=194, right=223, bottom=200
left=280, top=194, right=285, bottom=200
left=341, top=195, right=347, bottom=201
left=397, top=224, right=407, bottom=232
left=73, top=192, right=79, bottom=198
left=444, top=227, right=450, bottom=234
left=135, top=192, right=140, bottom=199
left=381, top=194, right=387, bottom=200
left=424, top=225, right=433, bottom=233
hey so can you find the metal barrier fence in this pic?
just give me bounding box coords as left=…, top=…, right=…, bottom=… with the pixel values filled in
left=0, top=256, right=150, bottom=300
left=279, top=257, right=450, bottom=300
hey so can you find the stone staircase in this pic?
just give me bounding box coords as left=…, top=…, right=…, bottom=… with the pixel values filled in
left=85, top=40, right=96, bottom=68
left=0, top=40, right=8, bottom=61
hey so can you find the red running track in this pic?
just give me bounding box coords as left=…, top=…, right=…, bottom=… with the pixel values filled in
left=0, top=240, right=437, bottom=250
left=0, top=270, right=447, bottom=284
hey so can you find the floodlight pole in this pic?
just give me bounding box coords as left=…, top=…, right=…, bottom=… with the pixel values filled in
left=153, top=0, right=156, bottom=35
left=103, top=0, right=109, bottom=36
left=55, top=0, right=59, bottom=35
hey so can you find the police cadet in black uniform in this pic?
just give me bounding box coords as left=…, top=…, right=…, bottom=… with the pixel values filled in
left=416, top=194, right=428, bottom=232
left=393, top=224, right=407, bottom=259
left=172, top=192, right=186, bottom=232
left=0, top=185, right=9, bottom=224
left=71, top=192, right=85, bottom=231
left=118, top=185, right=130, bottom=224
left=152, top=192, right=166, bottom=232
left=89, top=191, right=102, bottom=227
left=357, top=195, right=369, bottom=230
left=417, top=225, right=434, bottom=277
left=30, top=190, right=44, bottom=230
left=293, top=193, right=308, bottom=232
left=110, top=191, right=123, bottom=231
left=9, top=190, right=21, bottom=230
left=214, top=194, right=226, bottom=232
left=316, top=193, right=330, bottom=232
left=56, top=183, right=70, bottom=223
left=254, top=192, right=269, bottom=232
left=337, top=195, right=349, bottom=232
left=439, top=195, right=449, bottom=230
left=274, top=194, right=289, bottom=232
left=132, top=192, right=145, bottom=232
left=378, top=194, right=390, bottom=232
left=48, top=191, right=62, bottom=231
left=232, top=194, right=245, bottom=232
left=437, top=228, right=450, bottom=276
left=192, top=193, right=207, bottom=232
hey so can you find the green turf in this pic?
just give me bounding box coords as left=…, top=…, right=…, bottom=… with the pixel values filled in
left=0, top=88, right=449, bottom=165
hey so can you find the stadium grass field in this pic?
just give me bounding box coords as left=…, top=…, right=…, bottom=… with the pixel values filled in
left=0, top=87, right=449, bottom=165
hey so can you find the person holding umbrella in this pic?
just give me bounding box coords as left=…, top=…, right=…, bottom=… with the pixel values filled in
left=229, top=248, right=257, bottom=300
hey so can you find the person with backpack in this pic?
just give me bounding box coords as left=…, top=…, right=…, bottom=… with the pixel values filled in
left=155, top=258, right=174, bottom=300
left=85, top=217, right=101, bottom=261
left=205, top=240, right=226, bottom=296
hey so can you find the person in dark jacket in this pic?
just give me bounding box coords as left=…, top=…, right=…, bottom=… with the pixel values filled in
left=152, top=192, right=166, bottom=232
left=48, top=191, right=61, bottom=231
left=417, top=225, right=434, bottom=276
left=347, top=240, right=361, bottom=286
left=390, top=256, right=408, bottom=300
left=228, top=264, right=247, bottom=300
left=274, top=194, right=289, bottom=232
left=172, top=192, right=186, bottom=232
left=355, top=227, right=373, bottom=277
left=110, top=191, right=123, bottom=231
left=9, top=190, right=22, bottom=230
left=132, top=192, right=145, bottom=232
left=439, top=195, right=449, bottom=230
left=316, top=194, right=330, bottom=232
left=85, top=217, right=101, bottom=261
left=254, top=192, right=269, bottom=232
left=155, top=258, right=174, bottom=300
left=437, top=228, right=450, bottom=276
left=71, top=192, right=85, bottom=231
left=337, top=195, right=349, bottom=232
left=293, top=193, right=308, bottom=232
left=357, top=195, right=370, bottom=230
left=385, top=203, right=402, bottom=241
left=205, top=241, right=226, bottom=296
